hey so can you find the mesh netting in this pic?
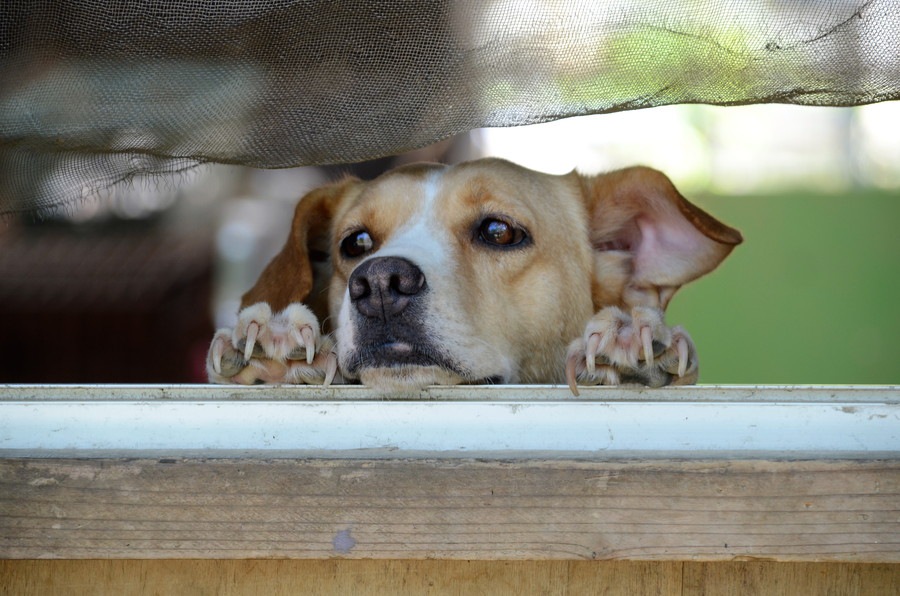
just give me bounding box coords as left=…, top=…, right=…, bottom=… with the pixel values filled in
left=1, top=0, right=898, bottom=215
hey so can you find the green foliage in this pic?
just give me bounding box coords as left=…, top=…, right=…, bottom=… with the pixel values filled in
left=667, top=189, right=900, bottom=384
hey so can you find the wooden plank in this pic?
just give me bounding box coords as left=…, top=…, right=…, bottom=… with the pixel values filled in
left=682, top=562, right=900, bottom=596
left=0, top=560, right=683, bottom=595
left=1, top=560, right=898, bottom=596
left=1, top=458, right=897, bottom=561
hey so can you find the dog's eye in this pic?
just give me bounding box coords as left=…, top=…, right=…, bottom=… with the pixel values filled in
left=340, top=230, right=374, bottom=258
left=477, top=217, right=527, bottom=248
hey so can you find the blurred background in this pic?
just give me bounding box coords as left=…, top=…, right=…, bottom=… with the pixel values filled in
left=1, top=102, right=897, bottom=384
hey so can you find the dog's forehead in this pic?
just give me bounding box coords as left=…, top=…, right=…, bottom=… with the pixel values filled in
left=346, top=164, right=444, bottom=223
left=442, top=159, right=570, bottom=215
left=370, top=158, right=551, bottom=204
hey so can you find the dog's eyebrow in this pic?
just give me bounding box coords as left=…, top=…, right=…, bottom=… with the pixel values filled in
left=456, top=177, right=510, bottom=208
left=455, top=175, right=494, bottom=202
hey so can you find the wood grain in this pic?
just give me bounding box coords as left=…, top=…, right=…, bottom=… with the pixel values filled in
left=1, top=561, right=898, bottom=596
left=683, top=562, right=900, bottom=596
left=2, top=458, right=897, bottom=561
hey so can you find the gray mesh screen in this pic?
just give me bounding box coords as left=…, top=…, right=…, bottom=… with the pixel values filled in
left=2, top=0, right=898, bottom=215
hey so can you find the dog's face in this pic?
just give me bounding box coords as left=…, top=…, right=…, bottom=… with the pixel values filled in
left=327, top=160, right=595, bottom=389
left=238, top=157, right=741, bottom=391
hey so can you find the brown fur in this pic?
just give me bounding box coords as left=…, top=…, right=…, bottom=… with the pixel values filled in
left=240, top=178, right=360, bottom=330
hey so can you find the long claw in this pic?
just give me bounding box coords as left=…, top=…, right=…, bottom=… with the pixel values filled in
left=641, top=325, right=654, bottom=366
left=212, top=338, right=225, bottom=374
left=676, top=336, right=688, bottom=377
left=244, top=322, right=259, bottom=362
left=565, top=351, right=580, bottom=396
left=301, top=327, right=316, bottom=365
left=324, top=352, right=338, bottom=387
left=585, top=333, right=601, bottom=374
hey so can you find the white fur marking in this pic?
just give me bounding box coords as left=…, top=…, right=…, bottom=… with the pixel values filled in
left=337, top=288, right=356, bottom=352
left=371, top=171, right=448, bottom=272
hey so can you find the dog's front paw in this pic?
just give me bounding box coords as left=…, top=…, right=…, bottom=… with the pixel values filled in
left=564, top=306, right=698, bottom=394
left=207, top=302, right=339, bottom=385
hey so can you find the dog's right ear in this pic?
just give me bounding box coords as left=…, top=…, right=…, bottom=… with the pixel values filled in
left=240, top=178, right=359, bottom=317
left=577, top=167, right=742, bottom=310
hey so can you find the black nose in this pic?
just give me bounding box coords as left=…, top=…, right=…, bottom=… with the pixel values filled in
left=349, top=257, right=427, bottom=319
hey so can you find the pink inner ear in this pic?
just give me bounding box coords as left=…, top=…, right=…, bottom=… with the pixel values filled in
left=631, top=209, right=730, bottom=288
left=583, top=166, right=741, bottom=301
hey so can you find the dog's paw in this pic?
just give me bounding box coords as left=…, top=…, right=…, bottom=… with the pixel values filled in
left=206, top=302, right=339, bottom=385
left=564, top=306, right=698, bottom=394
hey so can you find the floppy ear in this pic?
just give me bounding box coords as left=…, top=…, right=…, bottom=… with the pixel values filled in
left=577, top=167, right=742, bottom=310
left=240, top=178, right=359, bottom=320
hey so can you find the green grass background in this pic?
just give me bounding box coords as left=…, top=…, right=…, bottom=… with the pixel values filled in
left=666, top=189, right=899, bottom=384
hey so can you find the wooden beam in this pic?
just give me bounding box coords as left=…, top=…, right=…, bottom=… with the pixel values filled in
left=2, top=560, right=898, bottom=596
left=2, top=457, right=897, bottom=561
left=2, top=385, right=897, bottom=561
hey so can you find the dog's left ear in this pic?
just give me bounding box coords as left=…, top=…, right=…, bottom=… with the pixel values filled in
left=577, top=166, right=742, bottom=309
left=240, top=177, right=359, bottom=318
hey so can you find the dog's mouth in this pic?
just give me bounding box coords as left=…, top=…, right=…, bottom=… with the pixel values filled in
left=376, top=340, right=422, bottom=359
left=341, top=339, right=506, bottom=389
left=344, top=339, right=467, bottom=375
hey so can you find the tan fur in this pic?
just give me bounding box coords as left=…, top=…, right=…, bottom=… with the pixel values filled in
left=211, top=158, right=741, bottom=390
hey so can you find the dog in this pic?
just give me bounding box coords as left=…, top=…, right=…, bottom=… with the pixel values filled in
left=207, top=158, right=741, bottom=393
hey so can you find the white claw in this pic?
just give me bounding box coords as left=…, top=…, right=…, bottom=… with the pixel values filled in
left=301, top=327, right=316, bottom=365
left=641, top=325, right=654, bottom=366
left=324, top=352, right=338, bottom=387
left=676, top=336, right=688, bottom=377
left=244, top=322, right=259, bottom=362
left=212, top=338, right=224, bottom=375
left=585, top=333, right=602, bottom=374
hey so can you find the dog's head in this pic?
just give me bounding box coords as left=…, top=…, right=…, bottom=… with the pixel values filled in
left=245, top=158, right=741, bottom=390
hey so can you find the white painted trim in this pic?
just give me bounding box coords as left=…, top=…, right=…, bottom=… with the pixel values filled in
left=1, top=385, right=897, bottom=458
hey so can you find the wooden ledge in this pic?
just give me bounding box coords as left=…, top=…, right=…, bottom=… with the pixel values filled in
left=1, top=385, right=898, bottom=561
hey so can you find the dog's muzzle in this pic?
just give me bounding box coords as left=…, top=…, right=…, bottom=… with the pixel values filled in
left=345, top=255, right=442, bottom=368
left=343, top=256, right=504, bottom=385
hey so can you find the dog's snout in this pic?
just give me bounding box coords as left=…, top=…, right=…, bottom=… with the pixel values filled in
left=349, top=257, right=426, bottom=319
